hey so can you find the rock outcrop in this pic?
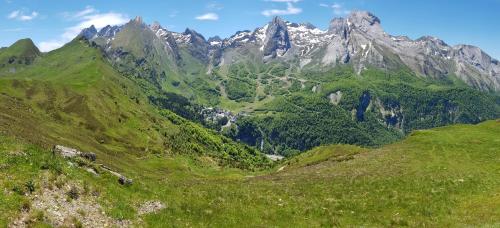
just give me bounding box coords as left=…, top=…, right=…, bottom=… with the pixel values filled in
left=263, top=16, right=291, bottom=59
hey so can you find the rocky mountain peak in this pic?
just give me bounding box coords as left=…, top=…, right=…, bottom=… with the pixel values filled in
left=263, top=16, right=291, bottom=58
left=347, top=11, right=380, bottom=27
left=208, top=36, right=222, bottom=43
left=271, top=16, right=286, bottom=26
left=133, top=16, right=143, bottom=24
left=79, top=25, right=97, bottom=40
left=97, top=25, right=121, bottom=38
left=301, top=22, right=317, bottom=30
left=183, top=28, right=206, bottom=42
left=150, top=21, right=163, bottom=31
left=416, top=36, right=448, bottom=46
left=328, top=17, right=349, bottom=38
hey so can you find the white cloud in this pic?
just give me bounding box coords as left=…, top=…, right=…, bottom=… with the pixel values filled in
left=39, top=7, right=128, bottom=52
left=7, top=10, right=19, bottom=19
left=7, top=10, right=39, bottom=21
left=262, top=2, right=302, bottom=17
left=195, top=13, right=219, bottom=21
left=73, top=6, right=96, bottom=18
left=320, top=2, right=350, bottom=16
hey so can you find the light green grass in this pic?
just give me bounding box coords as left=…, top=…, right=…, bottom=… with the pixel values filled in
left=1, top=120, right=499, bottom=227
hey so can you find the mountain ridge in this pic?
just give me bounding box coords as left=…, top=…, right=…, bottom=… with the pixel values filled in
left=77, top=10, right=500, bottom=92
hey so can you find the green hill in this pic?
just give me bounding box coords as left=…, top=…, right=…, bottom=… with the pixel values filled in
left=0, top=38, right=41, bottom=75
left=1, top=116, right=498, bottom=226
left=0, top=38, right=269, bottom=171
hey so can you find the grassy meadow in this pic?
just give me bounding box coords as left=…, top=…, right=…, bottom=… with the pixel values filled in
left=1, top=120, right=498, bottom=227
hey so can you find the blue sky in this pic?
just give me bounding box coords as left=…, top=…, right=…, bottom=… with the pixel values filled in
left=1, top=0, right=499, bottom=59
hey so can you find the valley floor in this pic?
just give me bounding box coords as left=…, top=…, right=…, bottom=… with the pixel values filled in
left=1, top=120, right=499, bottom=227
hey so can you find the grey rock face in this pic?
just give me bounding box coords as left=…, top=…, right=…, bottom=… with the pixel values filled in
left=329, top=18, right=348, bottom=38
left=182, top=28, right=210, bottom=63
left=79, top=25, right=97, bottom=40
left=97, top=25, right=121, bottom=38
left=149, top=23, right=181, bottom=62
left=347, top=11, right=381, bottom=30
left=452, top=45, right=500, bottom=90
left=263, top=16, right=291, bottom=59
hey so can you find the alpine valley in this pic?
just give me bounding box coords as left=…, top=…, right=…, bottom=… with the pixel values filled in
left=78, top=11, right=500, bottom=156
left=0, top=9, right=499, bottom=227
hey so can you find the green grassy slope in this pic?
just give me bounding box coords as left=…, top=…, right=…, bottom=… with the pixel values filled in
left=0, top=38, right=269, bottom=171
left=0, top=38, right=40, bottom=75
left=1, top=120, right=498, bottom=226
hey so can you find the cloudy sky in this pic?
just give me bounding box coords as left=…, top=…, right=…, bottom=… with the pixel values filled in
left=1, top=0, right=499, bottom=59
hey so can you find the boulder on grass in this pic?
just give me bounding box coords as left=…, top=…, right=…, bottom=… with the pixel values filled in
left=118, top=176, right=133, bottom=186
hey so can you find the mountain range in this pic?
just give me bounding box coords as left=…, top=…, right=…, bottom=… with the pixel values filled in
left=82, top=11, right=500, bottom=92
left=1, top=11, right=498, bottom=156
left=0, top=9, right=499, bottom=227
left=61, top=10, right=499, bottom=156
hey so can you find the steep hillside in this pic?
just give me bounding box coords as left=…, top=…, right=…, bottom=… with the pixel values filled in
left=1, top=119, right=498, bottom=226
left=0, top=37, right=270, bottom=170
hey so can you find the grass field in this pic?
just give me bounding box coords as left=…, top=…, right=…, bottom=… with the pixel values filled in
left=1, top=120, right=498, bottom=227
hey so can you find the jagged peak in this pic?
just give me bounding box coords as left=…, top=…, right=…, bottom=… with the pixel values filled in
left=97, top=25, right=122, bottom=38
left=347, top=11, right=381, bottom=26
left=184, top=28, right=199, bottom=35
left=208, top=36, right=222, bottom=42
left=301, top=22, right=317, bottom=30
left=416, top=36, right=448, bottom=46
left=234, top=30, right=251, bottom=36
left=133, top=16, right=143, bottom=24
left=453, top=44, right=485, bottom=55
left=286, top=22, right=317, bottom=29
left=79, top=25, right=97, bottom=40
left=271, top=16, right=285, bottom=24
left=150, top=21, right=164, bottom=31
left=328, top=17, right=348, bottom=34
left=183, top=28, right=207, bottom=43
left=124, top=16, right=146, bottom=28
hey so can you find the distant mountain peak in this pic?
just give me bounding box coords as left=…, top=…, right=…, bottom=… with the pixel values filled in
left=208, top=36, right=222, bottom=42
left=79, top=25, right=97, bottom=40
left=133, top=16, right=143, bottom=24
left=347, top=11, right=381, bottom=27
left=76, top=12, right=500, bottom=91
left=150, top=21, right=163, bottom=31
left=271, top=16, right=285, bottom=24
left=416, top=36, right=448, bottom=46
left=328, top=17, right=349, bottom=37
left=183, top=28, right=207, bottom=43
left=263, top=16, right=291, bottom=58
